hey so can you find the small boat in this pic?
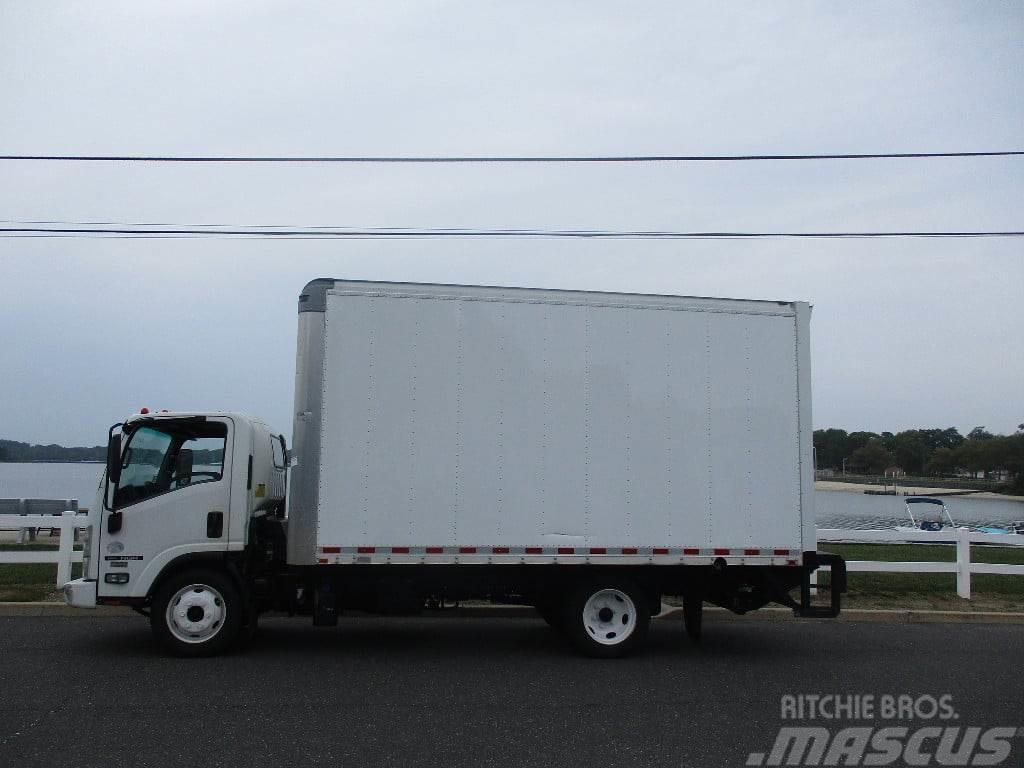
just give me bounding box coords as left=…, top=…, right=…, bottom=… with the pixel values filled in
left=974, top=520, right=1024, bottom=536
left=895, top=496, right=1023, bottom=535
left=895, top=497, right=956, bottom=532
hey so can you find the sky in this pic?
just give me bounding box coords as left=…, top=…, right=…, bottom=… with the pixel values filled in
left=0, top=1, right=1021, bottom=446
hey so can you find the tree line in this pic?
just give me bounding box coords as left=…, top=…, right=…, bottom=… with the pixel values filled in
left=813, top=425, right=1024, bottom=488
left=0, top=439, right=105, bottom=463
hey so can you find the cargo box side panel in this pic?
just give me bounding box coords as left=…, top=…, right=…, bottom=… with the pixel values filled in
left=318, top=293, right=591, bottom=548
left=705, top=312, right=801, bottom=550
left=318, top=294, right=460, bottom=547
left=315, top=287, right=803, bottom=559
left=457, top=300, right=587, bottom=544
left=602, top=307, right=711, bottom=547
left=489, top=302, right=548, bottom=543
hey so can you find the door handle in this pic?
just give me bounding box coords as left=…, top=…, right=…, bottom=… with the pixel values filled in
left=207, top=511, right=224, bottom=538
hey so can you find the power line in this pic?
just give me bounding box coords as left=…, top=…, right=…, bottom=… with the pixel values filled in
left=2, top=225, right=1022, bottom=240
left=1, top=151, right=1023, bottom=163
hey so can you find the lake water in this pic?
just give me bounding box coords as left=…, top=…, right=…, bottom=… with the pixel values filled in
left=814, top=490, right=1024, bottom=531
left=1, top=462, right=1021, bottom=530
left=0, top=462, right=105, bottom=507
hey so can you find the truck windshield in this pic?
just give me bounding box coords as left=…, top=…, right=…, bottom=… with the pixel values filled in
left=113, top=421, right=227, bottom=508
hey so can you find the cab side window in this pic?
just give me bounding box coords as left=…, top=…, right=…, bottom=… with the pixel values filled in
left=114, top=422, right=228, bottom=508
left=170, top=435, right=227, bottom=489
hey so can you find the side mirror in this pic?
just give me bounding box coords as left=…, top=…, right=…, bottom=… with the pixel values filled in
left=107, top=433, right=122, bottom=485
left=107, top=511, right=123, bottom=534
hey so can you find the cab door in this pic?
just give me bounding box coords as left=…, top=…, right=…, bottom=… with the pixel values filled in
left=98, top=417, right=234, bottom=599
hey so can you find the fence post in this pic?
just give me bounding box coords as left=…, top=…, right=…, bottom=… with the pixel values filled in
left=956, top=527, right=971, bottom=600
left=16, top=498, right=25, bottom=544
left=56, top=511, right=74, bottom=587
left=16, top=499, right=28, bottom=544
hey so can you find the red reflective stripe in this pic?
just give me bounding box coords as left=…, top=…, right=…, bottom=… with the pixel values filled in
left=787, top=559, right=797, bottom=566
left=329, top=544, right=792, bottom=557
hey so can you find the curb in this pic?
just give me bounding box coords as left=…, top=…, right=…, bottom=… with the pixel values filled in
left=656, top=606, right=1024, bottom=624
left=2, top=602, right=1024, bottom=623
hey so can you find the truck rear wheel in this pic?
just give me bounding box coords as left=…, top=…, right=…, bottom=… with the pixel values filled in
left=561, top=579, right=649, bottom=658
left=151, top=568, right=242, bottom=657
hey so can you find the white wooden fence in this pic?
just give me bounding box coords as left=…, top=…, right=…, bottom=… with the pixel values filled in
left=0, top=500, right=89, bottom=588
left=816, top=527, right=1024, bottom=600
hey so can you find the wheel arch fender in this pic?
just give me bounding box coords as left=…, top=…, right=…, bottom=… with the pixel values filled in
left=147, top=552, right=245, bottom=601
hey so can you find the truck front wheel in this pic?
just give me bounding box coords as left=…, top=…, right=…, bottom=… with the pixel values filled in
left=151, top=568, right=242, bottom=657
left=561, top=580, right=650, bottom=658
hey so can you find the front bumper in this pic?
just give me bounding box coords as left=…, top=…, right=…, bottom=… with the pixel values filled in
left=62, top=578, right=97, bottom=608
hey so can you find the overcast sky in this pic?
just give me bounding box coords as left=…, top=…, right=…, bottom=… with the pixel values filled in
left=1, top=1, right=1021, bottom=446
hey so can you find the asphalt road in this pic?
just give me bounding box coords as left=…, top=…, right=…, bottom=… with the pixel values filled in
left=1, top=615, right=1022, bottom=768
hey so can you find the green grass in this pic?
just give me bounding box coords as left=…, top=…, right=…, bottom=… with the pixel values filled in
left=819, top=543, right=1024, bottom=610
left=0, top=545, right=83, bottom=601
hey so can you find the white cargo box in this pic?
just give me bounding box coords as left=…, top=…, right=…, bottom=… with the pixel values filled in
left=287, top=281, right=814, bottom=567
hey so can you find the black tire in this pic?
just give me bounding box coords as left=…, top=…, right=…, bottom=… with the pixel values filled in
left=683, top=594, right=703, bottom=641
left=150, top=568, right=243, bottom=657
left=560, top=579, right=650, bottom=658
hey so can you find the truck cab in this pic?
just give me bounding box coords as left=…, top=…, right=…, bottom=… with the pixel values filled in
left=64, top=412, right=287, bottom=638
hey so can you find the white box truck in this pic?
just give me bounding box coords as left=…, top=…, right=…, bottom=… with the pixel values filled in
left=64, top=279, right=845, bottom=657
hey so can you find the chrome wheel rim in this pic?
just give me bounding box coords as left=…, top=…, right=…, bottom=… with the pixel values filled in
left=166, top=583, right=226, bottom=644
left=582, top=588, right=636, bottom=646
